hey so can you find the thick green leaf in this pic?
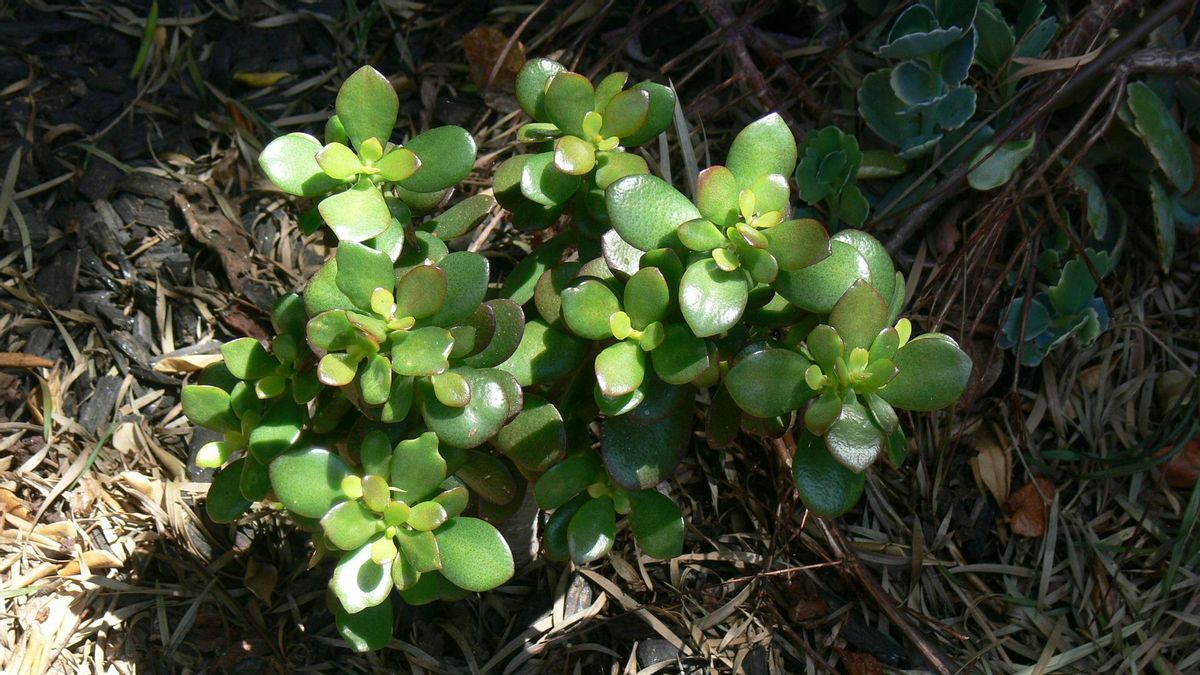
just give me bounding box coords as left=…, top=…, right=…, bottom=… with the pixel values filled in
left=544, top=493, right=588, bottom=560
left=516, top=58, right=565, bottom=121
left=1127, top=82, right=1193, bottom=191
left=497, top=319, right=589, bottom=386
left=357, top=353, right=391, bottom=405
left=461, top=299, right=525, bottom=368
left=322, top=500, right=380, bottom=551
left=1151, top=177, right=1176, bottom=274
left=336, top=66, right=398, bottom=150
left=396, top=528, right=442, bottom=572
left=269, top=447, right=351, bottom=518
left=620, top=82, right=676, bottom=146
left=377, top=147, right=420, bottom=182
left=624, top=267, right=670, bottom=328
left=561, top=278, right=621, bottom=340
left=182, top=385, right=239, bottom=433
left=259, top=133, right=341, bottom=197
left=304, top=259, right=358, bottom=315
left=238, top=456, right=270, bottom=501
left=595, top=340, right=646, bottom=397
left=534, top=452, right=603, bottom=509
left=600, top=88, right=650, bottom=138
left=725, top=348, right=815, bottom=418
left=629, top=490, right=684, bottom=559
left=435, top=517, right=515, bottom=591
left=595, top=151, right=650, bottom=190
left=425, top=194, right=494, bottom=241
left=679, top=259, right=749, bottom=338
left=392, top=328, right=454, bottom=377
left=421, top=368, right=515, bottom=448
left=430, top=252, right=490, bottom=327
left=607, top=174, right=699, bottom=251
left=824, top=399, right=885, bottom=472
left=331, top=537, right=393, bottom=613
left=553, top=135, right=596, bottom=175
left=828, top=280, right=890, bottom=351
left=220, top=337, right=276, bottom=383
left=830, top=229, right=895, bottom=300
left=316, top=142, right=362, bottom=180
left=568, top=496, right=616, bottom=564
left=651, top=323, right=710, bottom=385
left=695, top=166, right=739, bottom=227
left=205, top=460, right=252, bottom=523
left=601, top=376, right=693, bottom=489
left=407, top=501, right=448, bottom=531
left=336, top=241, right=395, bottom=309
left=395, top=264, right=447, bottom=319
left=774, top=240, right=870, bottom=313
left=968, top=136, right=1036, bottom=191
left=319, top=179, right=392, bottom=242
left=879, top=334, right=972, bottom=411
left=521, top=151, right=580, bottom=206
left=391, top=432, right=446, bottom=504
left=318, top=352, right=359, bottom=387
left=247, top=396, right=305, bottom=463
left=792, top=430, right=865, bottom=517
left=494, top=395, right=566, bottom=471
left=398, top=126, right=477, bottom=193
left=455, top=450, right=517, bottom=505
left=335, top=596, right=393, bottom=652
left=726, top=113, right=797, bottom=188
left=765, top=219, right=831, bottom=272
left=545, top=72, right=594, bottom=138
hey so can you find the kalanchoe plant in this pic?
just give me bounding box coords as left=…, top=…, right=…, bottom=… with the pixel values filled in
left=182, top=62, right=975, bottom=653
left=795, top=126, right=870, bottom=228
left=858, top=0, right=981, bottom=159
left=498, top=58, right=675, bottom=234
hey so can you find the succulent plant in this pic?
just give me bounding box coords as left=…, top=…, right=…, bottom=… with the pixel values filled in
left=182, top=63, right=975, bottom=653
left=498, top=58, right=675, bottom=234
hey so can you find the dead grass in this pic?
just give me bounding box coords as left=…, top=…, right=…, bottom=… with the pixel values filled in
left=0, top=1, right=1197, bottom=673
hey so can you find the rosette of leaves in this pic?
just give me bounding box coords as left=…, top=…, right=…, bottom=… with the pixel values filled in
left=556, top=255, right=717, bottom=413
left=533, top=449, right=685, bottom=563
left=858, top=0, right=980, bottom=159
left=181, top=294, right=319, bottom=523
left=1121, top=81, right=1197, bottom=273
left=258, top=65, right=479, bottom=242
left=724, top=252, right=971, bottom=517
left=303, top=244, right=525, bottom=448
left=999, top=248, right=1112, bottom=367
left=269, top=431, right=515, bottom=650
left=607, top=113, right=834, bottom=337
left=498, top=58, right=675, bottom=233
left=795, top=126, right=870, bottom=228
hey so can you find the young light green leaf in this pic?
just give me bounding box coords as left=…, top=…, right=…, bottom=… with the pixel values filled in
left=319, top=179, right=392, bottom=242
left=259, top=133, right=341, bottom=197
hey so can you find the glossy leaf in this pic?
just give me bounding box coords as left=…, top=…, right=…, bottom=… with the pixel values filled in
left=607, top=174, right=699, bottom=251
left=544, top=72, right=594, bottom=137
left=828, top=280, right=890, bottom=351
left=322, top=500, right=380, bottom=551
left=679, top=259, right=749, bottom=338
left=600, top=88, right=650, bottom=138
left=206, top=460, right=253, bottom=523
left=792, top=430, right=865, bottom=517
left=830, top=229, right=895, bottom=300
left=595, top=151, right=650, bottom=190
left=461, top=299, right=526, bottom=368
left=879, top=334, right=972, bottom=411
left=765, top=219, right=831, bottom=272
left=259, top=133, right=341, bottom=197
left=726, top=113, right=797, bottom=188
left=497, top=319, right=589, bottom=386
left=425, top=194, right=494, bottom=241
left=624, top=267, right=670, bottom=328
left=726, top=348, right=815, bottom=418
left=247, top=396, right=305, bottom=462
left=824, top=399, right=885, bottom=472
left=561, top=278, right=621, bottom=340
left=421, top=368, right=515, bottom=448
left=304, top=259, right=358, bottom=315
left=395, top=264, right=447, bottom=319
left=544, top=493, right=588, bottom=560
left=396, top=527, right=442, bottom=573
left=494, top=395, right=566, bottom=471
left=336, top=66, right=398, bottom=150
left=515, top=58, right=565, bottom=121
left=534, top=452, right=603, bottom=509
left=567, top=496, right=616, bottom=564
left=435, top=517, right=515, bottom=591
left=774, top=240, right=870, bottom=313
left=398, top=126, right=477, bottom=193
left=335, top=597, right=392, bottom=652
left=601, top=376, right=693, bottom=490
left=319, top=179, right=392, bottom=242
left=182, top=385, right=239, bottom=433
left=595, top=340, right=646, bottom=397
left=629, top=490, right=684, bottom=559
left=331, top=537, right=393, bottom=613
left=553, top=135, right=596, bottom=175
left=651, top=323, right=710, bottom=385
left=391, top=432, right=447, bottom=504
left=269, top=447, right=351, bottom=518
left=336, top=241, right=395, bottom=309
left=620, top=82, right=676, bottom=147
left=430, top=252, right=490, bottom=327
left=407, top=501, right=448, bottom=531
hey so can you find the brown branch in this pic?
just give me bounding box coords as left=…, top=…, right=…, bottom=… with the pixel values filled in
left=817, top=519, right=963, bottom=675
left=882, top=0, right=1191, bottom=253
left=1121, top=48, right=1200, bottom=75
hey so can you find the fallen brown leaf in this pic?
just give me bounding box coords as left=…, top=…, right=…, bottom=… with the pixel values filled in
left=1005, top=477, right=1056, bottom=538
left=1158, top=440, right=1200, bottom=489
left=174, top=181, right=252, bottom=292
left=836, top=648, right=885, bottom=675
left=970, top=426, right=1011, bottom=505
left=463, top=26, right=525, bottom=92
left=0, top=352, right=54, bottom=368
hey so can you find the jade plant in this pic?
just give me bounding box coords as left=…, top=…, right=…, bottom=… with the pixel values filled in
left=182, top=62, right=974, bottom=653
left=497, top=58, right=675, bottom=235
